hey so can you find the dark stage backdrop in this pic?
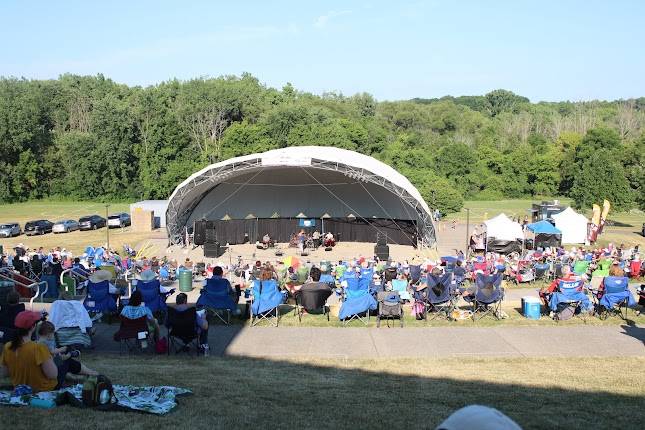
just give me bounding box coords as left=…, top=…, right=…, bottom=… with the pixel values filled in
left=199, top=218, right=417, bottom=246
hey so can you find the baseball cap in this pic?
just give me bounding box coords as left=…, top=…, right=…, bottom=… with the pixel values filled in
left=436, top=405, right=522, bottom=430
left=14, top=311, right=43, bottom=329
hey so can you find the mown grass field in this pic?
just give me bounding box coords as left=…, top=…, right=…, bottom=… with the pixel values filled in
left=1, top=355, right=643, bottom=430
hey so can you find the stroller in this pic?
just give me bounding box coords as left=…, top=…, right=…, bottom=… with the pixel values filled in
left=511, top=260, right=535, bottom=284
left=376, top=291, right=403, bottom=328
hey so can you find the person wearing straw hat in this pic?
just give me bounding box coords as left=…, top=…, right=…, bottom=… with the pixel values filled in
left=89, top=269, right=123, bottom=295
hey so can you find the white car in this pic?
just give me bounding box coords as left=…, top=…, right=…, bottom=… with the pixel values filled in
left=53, top=219, right=80, bottom=234
left=108, top=213, right=131, bottom=228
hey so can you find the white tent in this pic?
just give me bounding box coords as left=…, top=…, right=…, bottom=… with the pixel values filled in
left=484, top=213, right=524, bottom=241
left=552, top=207, right=589, bottom=244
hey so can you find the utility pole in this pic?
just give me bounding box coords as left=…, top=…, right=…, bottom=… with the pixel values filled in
left=105, top=204, right=110, bottom=251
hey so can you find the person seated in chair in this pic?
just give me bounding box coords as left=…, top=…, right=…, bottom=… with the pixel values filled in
left=120, top=290, right=160, bottom=340
left=174, top=293, right=209, bottom=353
left=298, top=267, right=332, bottom=294
left=205, top=266, right=241, bottom=313
left=324, top=232, right=335, bottom=248
left=0, top=290, right=25, bottom=329
left=539, top=265, right=578, bottom=307
left=312, top=230, right=321, bottom=248
left=262, top=233, right=273, bottom=249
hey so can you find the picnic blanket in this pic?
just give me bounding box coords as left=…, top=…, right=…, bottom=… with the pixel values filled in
left=0, top=384, right=191, bottom=415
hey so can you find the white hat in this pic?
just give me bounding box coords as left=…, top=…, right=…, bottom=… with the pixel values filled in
left=435, top=405, right=522, bottom=430
left=137, top=269, right=157, bottom=281
left=89, top=270, right=113, bottom=283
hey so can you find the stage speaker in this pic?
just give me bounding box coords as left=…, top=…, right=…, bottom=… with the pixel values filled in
left=204, top=242, right=224, bottom=258
left=205, top=226, right=217, bottom=244
left=376, top=233, right=387, bottom=246
left=374, top=244, right=389, bottom=261
left=194, top=221, right=207, bottom=245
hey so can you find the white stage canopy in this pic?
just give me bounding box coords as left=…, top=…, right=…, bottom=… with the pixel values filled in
left=166, top=146, right=436, bottom=247
left=484, top=213, right=524, bottom=241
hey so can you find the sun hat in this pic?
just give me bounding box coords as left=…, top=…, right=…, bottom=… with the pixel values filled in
left=14, top=311, right=43, bottom=329
left=435, top=405, right=522, bottom=430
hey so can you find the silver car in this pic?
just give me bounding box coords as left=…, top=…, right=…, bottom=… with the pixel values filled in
left=0, top=222, right=21, bottom=238
left=53, top=219, right=79, bottom=234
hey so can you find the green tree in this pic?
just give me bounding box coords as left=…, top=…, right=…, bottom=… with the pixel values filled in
left=570, top=150, right=632, bottom=210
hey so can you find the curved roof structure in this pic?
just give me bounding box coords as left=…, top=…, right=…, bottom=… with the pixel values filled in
left=166, top=146, right=436, bottom=246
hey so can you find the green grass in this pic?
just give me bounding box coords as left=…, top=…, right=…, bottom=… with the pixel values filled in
left=1, top=355, right=643, bottom=429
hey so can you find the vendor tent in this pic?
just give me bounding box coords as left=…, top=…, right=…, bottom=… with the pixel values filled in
left=552, top=207, right=589, bottom=244
left=526, top=220, right=562, bottom=248
left=484, top=213, right=524, bottom=241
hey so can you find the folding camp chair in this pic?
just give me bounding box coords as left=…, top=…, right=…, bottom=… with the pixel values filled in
left=572, top=261, right=590, bottom=277
left=83, top=280, right=118, bottom=318
left=113, top=316, right=151, bottom=354
left=294, top=286, right=332, bottom=322
left=319, top=273, right=336, bottom=288
left=592, top=276, right=635, bottom=320
left=134, top=279, right=171, bottom=320
left=425, top=273, right=456, bottom=321
left=166, top=307, right=200, bottom=355
left=249, top=279, right=287, bottom=327
left=471, top=273, right=504, bottom=321
left=533, top=263, right=550, bottom=282
left=339, top=277, right=377, bottom=325
left=549, top=279, right=590, bottom=323
left=196, top=277, right=237, bottom=325
left=376, top=291, right=403, bottom=328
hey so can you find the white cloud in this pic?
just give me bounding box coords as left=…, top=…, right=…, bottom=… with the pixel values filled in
left=314, top=10, right=352, bottom=29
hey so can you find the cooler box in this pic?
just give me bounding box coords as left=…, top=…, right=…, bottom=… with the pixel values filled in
left=522, top=296, right=541, bottom=320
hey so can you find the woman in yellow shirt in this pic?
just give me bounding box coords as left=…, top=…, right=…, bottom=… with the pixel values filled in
left=0, top=311, right=58, bottom=392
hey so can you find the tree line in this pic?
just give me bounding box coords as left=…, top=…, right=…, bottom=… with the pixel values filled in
left=0, top=74, right=643, bottom=213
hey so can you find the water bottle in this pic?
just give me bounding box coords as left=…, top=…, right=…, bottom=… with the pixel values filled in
left=29, top=397, right=56, bottom=409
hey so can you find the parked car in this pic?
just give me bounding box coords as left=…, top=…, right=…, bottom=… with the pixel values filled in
left=53, top=219, right=80, bottom=234
left=79, top=215, right=106, bottom=231
left=108, top=213, right=131, bottom=229
left=0, top=222, right=21, bottom=238
left=24, top=220, right=54, bottom=236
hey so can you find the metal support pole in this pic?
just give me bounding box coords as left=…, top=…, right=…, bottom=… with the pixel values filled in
left=105, top=204, right=110, bottom=251
left=465, top=208, right=470, bottom=258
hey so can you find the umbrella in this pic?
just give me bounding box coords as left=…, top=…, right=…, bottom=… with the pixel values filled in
left=283, top=256, right=301, bottom=269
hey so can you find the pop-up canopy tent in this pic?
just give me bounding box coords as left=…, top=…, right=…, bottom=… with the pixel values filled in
left=483, top=213, right=524, bottom=254
left=526, top=220, right=562, bottom=248
left=552, top=207, right=589, bottom=244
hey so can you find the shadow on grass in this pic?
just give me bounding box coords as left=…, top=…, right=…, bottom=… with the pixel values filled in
left=1, top=354, right=643, bottom=430
left=621, top=323, right=645, bottom=345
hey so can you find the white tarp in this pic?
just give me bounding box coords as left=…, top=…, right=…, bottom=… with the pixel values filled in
left=552, top=207, right=588, bottom=244
left=484, top=213, right=524, bottom=241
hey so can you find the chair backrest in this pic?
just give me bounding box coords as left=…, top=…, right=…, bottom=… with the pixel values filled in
left=205, top=277, right=230, bottom=297
left=116, top=316, right=148, bottom=340
left=251, top=279, right=283, bottom=315
left=474, top=273, right=503, bottom=302
left=603, top=276, right=629, bottom=294
left=409, top=265, right=421, bottom=282
left=426, top=273, right=453, bottom=303
left=473, top=262, right=488, bottom=273
left=360, top=267, right=373, bottom=279
left=135, top=279, right=165, bottom=311
left=557, top=279, right=583, bottom=296
left=598, top=259, right=612, bottom=271
left=534, top=263, right=550, bottom=274
left=573, top=261, right=589, bottom=275
left=166, top=307, right=197, bottom=338
left=344, top=277, right=368, bottom=300
left=391, top=279, right=408, bottom=294
left=88, top=280, right=110, bottom=300
left=319, top=274, right=335, bottom=286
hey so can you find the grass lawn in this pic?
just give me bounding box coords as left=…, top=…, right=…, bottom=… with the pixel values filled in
left=0, top=200, right=155, bottom=255
left=1, top=355, right=643, bottom=429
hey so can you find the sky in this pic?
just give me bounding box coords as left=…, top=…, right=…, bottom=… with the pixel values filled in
left=1, top=0, right=644, bottom=102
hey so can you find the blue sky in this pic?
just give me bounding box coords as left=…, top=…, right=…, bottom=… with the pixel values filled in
left=1, top=0, right=644, bottom=101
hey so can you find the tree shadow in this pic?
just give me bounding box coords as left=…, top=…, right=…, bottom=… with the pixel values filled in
left=620, top=323, right=645, bottom=346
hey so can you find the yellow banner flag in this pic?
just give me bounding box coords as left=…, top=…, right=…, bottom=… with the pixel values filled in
left=601, top=199, right=611, bottom=223
left=591, top=204, right=601, bottom=226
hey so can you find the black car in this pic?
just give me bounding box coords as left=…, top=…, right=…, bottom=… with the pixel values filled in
left=24, top=220, right=54, bottom=236
left=79, top=215, right=107, bottom=231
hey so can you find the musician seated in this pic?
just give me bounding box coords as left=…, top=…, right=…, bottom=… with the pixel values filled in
left=323, top=232, right=336, bottom=248
left=262, top=233, right=274, bottom=248
left=312, top=230, right=321, bottom=248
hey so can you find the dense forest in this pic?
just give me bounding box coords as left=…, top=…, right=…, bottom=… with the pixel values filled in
left=0, top=74, right=643, bottom=213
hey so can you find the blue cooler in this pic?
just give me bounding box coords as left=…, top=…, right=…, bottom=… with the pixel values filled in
left=522, top=296, right=541, bottom=320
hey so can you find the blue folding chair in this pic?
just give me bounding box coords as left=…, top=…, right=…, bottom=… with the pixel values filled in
left=425, top=273, right=455, bottom=321
left=197, top=277, right=237, bottom=325
left=134, top=279, right=169, bottom=317
left=549, top=279, right=591, bottom=322
left=594, top=276, right=635, bottom=320
left=250, top=279, right=287, bottom=326
left=83, top=280, right=117, bottom=316
left=319, top=273, right=336, bottom=288
left=391, top=279, right=411, bottom=301
left=339, top=277, right=377, bottom=325
left=471, top=273, right=504, bottom=321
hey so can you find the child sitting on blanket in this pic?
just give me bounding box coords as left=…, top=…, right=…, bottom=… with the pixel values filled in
left=37, top=321, right=98, bottom=381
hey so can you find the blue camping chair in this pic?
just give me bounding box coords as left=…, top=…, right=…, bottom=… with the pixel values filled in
left=196, top=277, right=237, bottom=325
left=594, top=276, right=635, bottom=320
left=40, top=274, right=59, bottom=299
left=250, top=279, right=287, bottom=326
left=83, top=280, right=117, bottom=316
left=134, top=279, right=170, bottom=316
left=319, top=273, right=336, bottom=288
left=534, top=263, right=551, bottom=281
left=409, top=265, right=422, bottom=284
left=84, top=246, right=95, bottom=259
left=424, top=273, right=456, bottom=320
left=339, top=277, right=377, bottom=325
left=471, top=273, right=504, bottom=321
left=549, top=279, right=591, bottom=322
